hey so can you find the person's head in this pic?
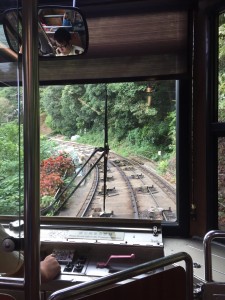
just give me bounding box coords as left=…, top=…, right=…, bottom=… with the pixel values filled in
left=64, top=12, right=69, bottom=19
left=54, top=28, right=72, bottom=55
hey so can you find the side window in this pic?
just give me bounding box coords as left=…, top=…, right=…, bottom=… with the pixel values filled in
left=0, top=22, right=24, bottom=275
left=218, top=12, right=225, bottom=230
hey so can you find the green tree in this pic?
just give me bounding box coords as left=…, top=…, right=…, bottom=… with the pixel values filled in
left=40, top=81, right=176, bottom=158
left=0, top=122, right=23, bottom=215
left=0, top=97, right=16, bottom=124
left=0, top=87, right=20, bottom=123
left=60, top=85, right=85, bottom=136
left=40, top=86, right=64, bottom=132
left=218, top=19, right=225, bottom=121
left=81, top=84, right=106, bottom=131
left=143, top=81, right=175, bottom=150
left=107, top=82, right=149, bottom=141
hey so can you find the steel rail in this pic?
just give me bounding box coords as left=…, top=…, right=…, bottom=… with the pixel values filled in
left=110, top=160, right=139, bottom=219
left=127, top=163, right=160, bottom=208
left=40, top=143, right=175, bottom=218
left=133, top=160, right=176, bottom=203
left=53, top=153, right=104, bottom=215
left=78, top=165, right=100, bottom=217
left=111, top=153, right=176, bottom=202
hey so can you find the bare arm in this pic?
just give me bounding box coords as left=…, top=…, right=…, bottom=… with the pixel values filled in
left=40, top=254, right=61, bottom=283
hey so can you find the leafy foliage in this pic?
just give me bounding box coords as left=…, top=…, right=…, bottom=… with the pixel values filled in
left=216, top=15, right=225, bottom=228
left=40, top=81, right=176, bottom=158
left=0, top=121, right=76, bottom=214
left=0, top=122, right=23, bottom=214
left=40, top=136, right=58, bottom=161
left=0, top=174, right=23, bottom=215
left=218, top=19, right=225, bottom=121
left=40, top=152, right=75, bottom=198
left=40, top=86, right=64, bottom=132
left=218, top=138, right=225, bottom=227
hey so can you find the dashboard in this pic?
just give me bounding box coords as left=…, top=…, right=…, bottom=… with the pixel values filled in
left=3, top=221, right=164, bottom=281
left=40, top=223, right=164, bottom=281
left=1, top=221, right=165, bottom=299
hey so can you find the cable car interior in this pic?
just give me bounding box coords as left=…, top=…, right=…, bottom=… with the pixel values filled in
left=0, top=0, right=225, bottom=299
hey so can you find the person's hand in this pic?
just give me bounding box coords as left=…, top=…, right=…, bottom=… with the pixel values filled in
left=56, top=47, right=61, bottom=55
left=40, top=254, right=61, bottom=283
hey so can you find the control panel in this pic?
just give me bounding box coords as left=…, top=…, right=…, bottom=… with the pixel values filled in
left=3, top=222, right=164, bottom=282
left=39, top=223, right=164, bottom=280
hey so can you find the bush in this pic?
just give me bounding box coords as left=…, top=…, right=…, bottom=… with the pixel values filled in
left=157, top=160, right=169, bottom=174
left=40, top=152, right=75, bottom=199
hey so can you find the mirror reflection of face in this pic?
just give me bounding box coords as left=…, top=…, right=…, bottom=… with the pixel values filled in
left=54, top=27, right=84, bottom=56
left=40, top=8, right=86, bottom=56
left=3, top=7, right=88, bottom=57
left=55, top=42, right=71, bottom=55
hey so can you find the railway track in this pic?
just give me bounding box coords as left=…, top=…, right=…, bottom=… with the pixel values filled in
left=129, top=158, right=176, bottom=203
left=76, top=165, right=99, bottom=217
left=47, top=138, right=176, bottom=221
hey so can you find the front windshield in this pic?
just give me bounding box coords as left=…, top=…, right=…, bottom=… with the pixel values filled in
left=0, top=81, right=177, bottom=222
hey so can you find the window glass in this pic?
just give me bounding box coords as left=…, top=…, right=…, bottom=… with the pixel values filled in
left=218, top=137, right=225, bottom=230
left=218, top=13, right=225, bottom=122
left=0, top=15, right=23, bottom=276
left=38, top=81, right=177, bottom=221
left=0, top=81, right=177, bottom=222
left=0, top=85, right=22, bottom=216
left=218, top=13, right=225, bottom=230
left=0, top=24, right=9, bottom=47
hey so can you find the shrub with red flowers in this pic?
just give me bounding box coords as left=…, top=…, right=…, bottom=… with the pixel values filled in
left=40, top=152, right=75, bottom=198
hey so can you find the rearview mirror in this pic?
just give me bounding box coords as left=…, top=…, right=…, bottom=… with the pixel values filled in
left=3, top=6, right=89, bottom=57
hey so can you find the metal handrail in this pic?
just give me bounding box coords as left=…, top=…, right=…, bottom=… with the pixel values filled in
left=48, top=252, right=193, bottom=300
left=0, top=278, right=24, bottom=290
left=203, top=230, right=225, bottom=282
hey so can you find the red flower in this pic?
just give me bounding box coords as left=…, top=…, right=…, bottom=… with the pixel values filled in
left=40, top=152, right=75, bottom=197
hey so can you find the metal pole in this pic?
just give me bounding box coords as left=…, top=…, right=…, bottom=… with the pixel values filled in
left=22, top=0, right=40, bottom=299
left=103, top=84, right=109, bottom=212
left=203, top=230, right=225, bottom=282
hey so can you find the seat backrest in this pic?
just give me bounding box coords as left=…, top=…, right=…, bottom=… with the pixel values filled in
left=80, top=266, right=187, bottom=300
